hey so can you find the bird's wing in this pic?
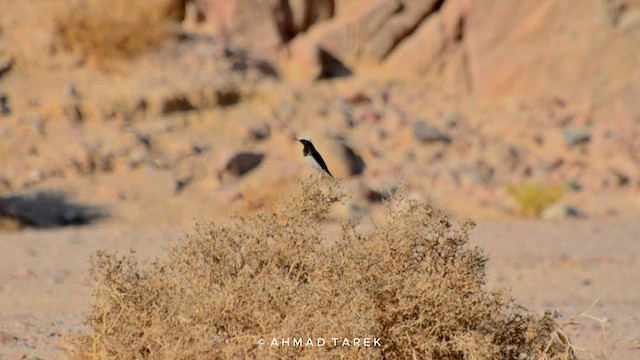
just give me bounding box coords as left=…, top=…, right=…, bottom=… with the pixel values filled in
left=312, top=151, right=334, bottom=178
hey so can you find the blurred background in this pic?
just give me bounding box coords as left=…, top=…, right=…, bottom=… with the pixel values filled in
left=2, top=2, right=640, bottom=359
left=1, top=0, right=640, bottom=230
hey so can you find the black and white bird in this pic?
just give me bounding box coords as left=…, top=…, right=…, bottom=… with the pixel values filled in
left=295, top=137, right=334, bottom=179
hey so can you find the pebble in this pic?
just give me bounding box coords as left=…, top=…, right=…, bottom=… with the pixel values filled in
left=412, top=120, right=451, bottom=144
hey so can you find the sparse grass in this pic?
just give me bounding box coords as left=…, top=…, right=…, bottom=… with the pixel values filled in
left=54, top=0, right=177, bottom=66
left=66, top=179, right=575, bottom=359
left=506, top=183, right=564, bottom=218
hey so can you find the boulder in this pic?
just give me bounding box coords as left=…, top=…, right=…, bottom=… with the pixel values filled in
left=221, top=152, right=265, bottom=177
left=197, top=0, right=334, bottom=48
left=363, top=0, right=441, bottom=60
left=465, top=0, right=640, bottom=117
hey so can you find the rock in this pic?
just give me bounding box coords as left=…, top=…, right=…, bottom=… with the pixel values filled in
left=542, top=203, right=586, bottom=220
left=244, top=121, right=271, bottom=141
left=307, top=0, right=402, bottom=66
left=286, top=0, right=335, bottom=37
left=562, top=128, right=591, bottom=147
left=162, top=0, right=188, bottom=22
left=0, top=330, right=18, bottom=346
left=0, top=50, right=13, bottom=78
left=342, top=142, right=366, bottom=176
left=0, top=92, right=11, bottom=115
left=608, top=155, right=640, bottom=186
left=611, top=170, right=631, bottom=187
left=222, top=152, right=265, bottom=177
left=318, top=48, right=353, bottom=78
left=65, top=83, right=82, bottom=100
left=412, top=120, right=451, bottom=144
left=566, top=179, right=582, bottom=191
left=440, top=0, right=471, bottom=41
left=465, top=0, right=640, bottom=118
left=161, top=94, right=195, bottom=114
left=198, top=0, right=283, bottom=49
left=363, top=0, right=442, bottom=60
left=98, top=97, right=146, bottom=122
left=278, top=37, right=323, bottom=83
left=199, top=0, right=333, bottom=46
left=384, top=13, right=445, bottom=76
left=215, top=87, right=241, bottom=106
left=335, top=98, right=356, bottom=128
left=175, top=175, right=194, bottom=194
left=364, top=181, right=397, bottom=203
left=489, top=144, right=520, bottom=171
left=62, top=102, right=83, bottom=123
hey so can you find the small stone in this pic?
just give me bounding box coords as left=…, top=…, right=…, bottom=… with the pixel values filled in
left=611, top=169, right=630, bottom=187
left=541, top=203, right=586, bottom=220
left=566, top=179, right=582, bottom=191
left=223, top=152, right=265, bottom=177
left=216, top=88, right=241, bottom=106
left=413, top=120, right=452, bottom=144
left=337, top=98, right=355, bottom=128
left=245, top=122, right=271, bottom=141
left=364, top=182, right=397, bottom=203
left=175, top=175, right=194, bottom=194
left=63, top=102, right=83, bottom=123
left=0, top=93, right=11, bottom=115
left=161, top=94, right=195, bottom=114
left=562, top=128, right=591, bottom=147
left=65, top=83, right=82, bottom=99
left=0, top=51, right=13, bottom=78
left=47, top=275, right=64, bottom=284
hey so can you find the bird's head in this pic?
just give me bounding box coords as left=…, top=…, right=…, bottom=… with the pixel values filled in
left=294, top=136, right=312, bottom=145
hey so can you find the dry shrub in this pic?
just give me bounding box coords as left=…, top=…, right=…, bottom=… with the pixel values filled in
left=506, top=183, right=564, bottom=218
left=67, top=179, right=575, bottom=359
left=54, top=0, right=178, bottom=65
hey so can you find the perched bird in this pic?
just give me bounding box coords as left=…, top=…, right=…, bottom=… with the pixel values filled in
left=295, top=137, right=334, bottom=179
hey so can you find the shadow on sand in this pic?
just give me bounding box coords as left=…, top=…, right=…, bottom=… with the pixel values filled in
left=0, top=191, right=106, bottom=229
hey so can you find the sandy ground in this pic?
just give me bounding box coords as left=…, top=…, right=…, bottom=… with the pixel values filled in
left=0, top=219, right=639, bottom=359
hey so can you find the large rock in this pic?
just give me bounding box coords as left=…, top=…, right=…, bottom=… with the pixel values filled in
left=199, top=0, right=640, bottom=118
left=198, top=0, right=282, bottom=49
left=197, top=0, right=334, bottom=48
left=220, top=152, right=265, bottom=178
left=363, top=0, right=441, bottom=60
left=384, top=13, right=446, bottom=76
left=302, top=0, right=441, bottom=66
left=464, top=0, right=640, bottom=117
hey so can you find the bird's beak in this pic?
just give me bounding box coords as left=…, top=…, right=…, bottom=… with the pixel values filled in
left=293, top=137, right=300, bottom=141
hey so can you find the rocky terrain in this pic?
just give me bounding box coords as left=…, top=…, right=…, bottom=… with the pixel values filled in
left=1, top=0, right=639, bottom=358
left=1, top=0, right=640, bottom=227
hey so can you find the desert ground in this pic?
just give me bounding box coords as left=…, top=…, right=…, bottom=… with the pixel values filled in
left=1, top=0, right=640, bottom=359
left=1, top=219, right=639, bottom=359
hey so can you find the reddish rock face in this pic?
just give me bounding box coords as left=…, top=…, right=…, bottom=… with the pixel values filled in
left=464, top=0, right=640, bottom=113
left=194, top=0, right=640, bottom=119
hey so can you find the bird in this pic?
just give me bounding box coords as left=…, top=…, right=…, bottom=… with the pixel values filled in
left=295, top=137, right=334, bottom=179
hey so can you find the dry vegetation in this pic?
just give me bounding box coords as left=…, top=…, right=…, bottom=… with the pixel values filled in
left=54, top=0, right=179, bottom=66
left=67, top=179, right=575, bottom=359
left=506, top=183, right=565, bottom=218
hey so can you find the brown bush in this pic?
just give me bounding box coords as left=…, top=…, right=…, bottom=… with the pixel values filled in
left=67, top=179, right=575, bottom=359
left=54, top=0, right=177, bottom=65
